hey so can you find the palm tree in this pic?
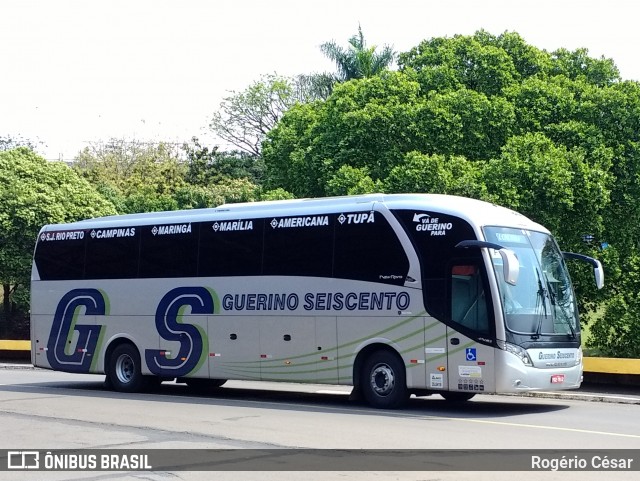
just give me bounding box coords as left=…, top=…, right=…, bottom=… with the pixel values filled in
left=320, top=25, right=396, bottom=81
left=297, top=26, right=396, bottom=101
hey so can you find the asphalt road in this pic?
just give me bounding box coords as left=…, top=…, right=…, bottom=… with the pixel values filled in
left=1, top=365, right=639, bottom=481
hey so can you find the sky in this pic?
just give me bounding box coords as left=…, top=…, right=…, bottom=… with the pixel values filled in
left=2, top=0, right=639, bottom=161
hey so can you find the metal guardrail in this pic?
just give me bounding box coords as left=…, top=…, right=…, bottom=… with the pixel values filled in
left=583, top=357, right=640, bottom=375
left=0, top=340, right=31, bottom=361
left=0, top=340, right=30, bottom=351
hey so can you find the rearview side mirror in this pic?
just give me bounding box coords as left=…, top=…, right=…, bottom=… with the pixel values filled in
left=562, top=252, right=605, bottom=289
left=499, top=249, right=520, bottom=286
left=456, top=240, right=519, bottom=286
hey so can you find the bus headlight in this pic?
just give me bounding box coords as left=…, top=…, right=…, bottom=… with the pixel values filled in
left=497, top=340, right=533, bottom=366
left=575, top=347, right=583, bottom=367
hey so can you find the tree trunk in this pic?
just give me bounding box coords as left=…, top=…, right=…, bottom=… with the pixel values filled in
left=0, top=284, right=10, bottom=337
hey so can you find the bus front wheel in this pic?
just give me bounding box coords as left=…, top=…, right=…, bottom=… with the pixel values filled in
left=361, top=350, right=409, bottom=409
left=107, top=343, right=147, bottom=393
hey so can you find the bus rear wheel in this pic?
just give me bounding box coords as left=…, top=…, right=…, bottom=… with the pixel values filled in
left=361, top=350, right=409, bottom=409
left=107, top=343, right=148, bottom=393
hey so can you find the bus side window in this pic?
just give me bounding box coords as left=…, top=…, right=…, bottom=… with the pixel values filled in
left=450, top=264, right=489, bottom=334
left=85, top=230, right=140, bottom=280
left=34, top=233, right=86, bottom=280
left=333, top=212, right=409, bottom=286
left=140, top=224, right=198, bottom=278
left=199, top=219, right=264, bottom=277
left=263, top=216, right=333, bottom=278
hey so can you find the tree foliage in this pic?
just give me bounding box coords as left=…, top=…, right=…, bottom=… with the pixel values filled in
left=1, top=134, right=40, bottom=153
left=182, top=137, right=264, bottom=186
left=384, top=151, right=486, bottom=199
left=262, top=30, right=640, bottom=356
left=296, top=26, right=397, bottom=102
left=6, top=29, right=640, bottom=357
left=209, top=74, right=310, bottom=157
left=73, top=138, right=262, bottom=213
left=0, top=148, right=116, bottom=335
left=74, top=139, right=186, bottom=196
left=320, top=25, right=396, bottom=82
left=209, top=26, right=396, bottom=157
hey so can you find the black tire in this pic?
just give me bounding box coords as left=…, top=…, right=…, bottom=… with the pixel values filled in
left=185, top=378, right=227, bottom=393
left=360, top=350, right=409, bottom=409
left=107, top=343, right=148, bottom=393
left=440, top=392, right=476, bottom=402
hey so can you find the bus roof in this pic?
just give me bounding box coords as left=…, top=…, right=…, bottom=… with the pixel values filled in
left=39, top=193, right=547, bottom=234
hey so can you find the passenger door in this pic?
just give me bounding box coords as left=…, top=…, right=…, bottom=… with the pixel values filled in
left=446, top=261, right=496, bottom=393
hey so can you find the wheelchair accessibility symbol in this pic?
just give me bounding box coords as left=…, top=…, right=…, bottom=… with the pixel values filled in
left=465, top=348, right=477, bottom=361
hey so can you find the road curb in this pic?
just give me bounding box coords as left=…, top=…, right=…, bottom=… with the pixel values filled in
left=0, top=364, right=36, bottom=370
left=512, top=390, right=640, bottom=405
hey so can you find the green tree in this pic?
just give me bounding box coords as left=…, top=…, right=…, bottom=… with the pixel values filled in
left=264, top=71, right=423, bottom=197
left=209, top=74, right=307, bottom=157
left=73, top=139, right=187, bottom=214
left=179, top=137, right=263, bottom=207
left=262, top=101, right=324, bottom=197
left=320, top=25, right=396, bottom=82
left=550, top=47, right=620, bottom=86
left=262, top=30, right=640, bottom=354
left=74, top=139, right=186, bottom=199
left=1, top=134, right=39, bottom=152
left=294, top=72, right=336, bottom=102
left=576, top=82, right=640, bottom=355
left=384, top=151, right=486, bottom=199
left=415, top=88, right=515, bottom=159
left=260, top=188, right=295, bottom=201
left=480, top=133, right=611, bottom=249
left=0, top=148, right=116, bottom=336
left=182, top=137, right=264, bottom=186
left=399, top=30, right=521, bottom=96
left=589, top=252, right=640, bottom=358
left=326, top=165, right=382, bottom=196
left=74, top=138, right=264, bottom=213
left=296, top=26, right=397, bottom=101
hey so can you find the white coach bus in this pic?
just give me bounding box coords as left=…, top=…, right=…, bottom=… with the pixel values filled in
left=31, top=194, right=603, bottom=408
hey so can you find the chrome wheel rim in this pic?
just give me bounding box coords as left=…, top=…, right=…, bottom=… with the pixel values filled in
left=370, top=363, right=395, bottom=396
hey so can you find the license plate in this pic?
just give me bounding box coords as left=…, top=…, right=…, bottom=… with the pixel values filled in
left=551, top=374, right=565, bottom=384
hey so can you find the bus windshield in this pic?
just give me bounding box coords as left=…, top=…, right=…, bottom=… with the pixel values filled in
left=483, top=227, right=578, bottom=338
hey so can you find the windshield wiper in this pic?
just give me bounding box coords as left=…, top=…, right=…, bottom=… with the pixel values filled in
left=545, top=276, right=577, bottom=339
left=532, top=268, right=547, bottom=340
